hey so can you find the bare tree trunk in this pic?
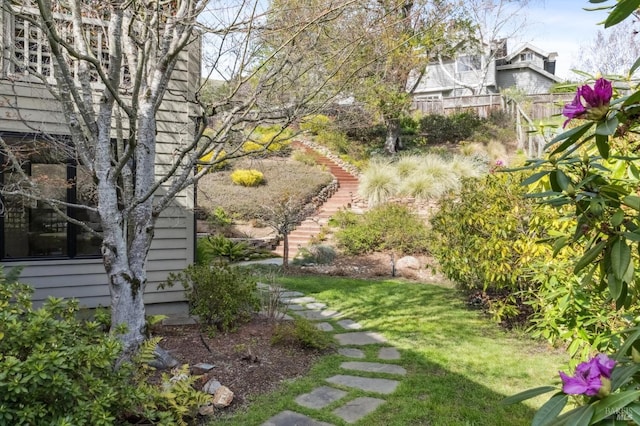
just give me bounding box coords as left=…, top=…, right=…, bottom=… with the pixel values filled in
left=282, top=233, right=289, bottom=269
left=384, top=118, right=402, bottom=154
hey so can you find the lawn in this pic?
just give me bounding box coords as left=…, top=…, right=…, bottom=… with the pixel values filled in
left=215, top=275, right=568, bottom=425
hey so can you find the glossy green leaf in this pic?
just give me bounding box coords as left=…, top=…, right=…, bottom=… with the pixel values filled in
left=611, top=209, right=625, bottom=227
left=596, top=133, right=611, bottom=159
left=592, top=390, right=640, bottom=423
left=547, top=122, right=594, bottom=155
left=622, top=195, right=640, bottom=211
left=610, top=364, right=640, bottom=392
left=611, top=238, right=631, bottom=281
left=532, top=393, right=568, bottom=426
left=609, top=274, right=624, bottom=302
left=521, top=171, right=551, bottom=187
left=605, top=0, right=640, bottom=27
left=574, top=240, right=607, bottom=274
left=501, top=386, right=557, bottom=405
left=596, top=116, right=619, bottom=137
left=553, top=236, right=570, bottom=257
left=561, top=404, right=595, bottom=426
left=623, top=87, right=640, bottom=107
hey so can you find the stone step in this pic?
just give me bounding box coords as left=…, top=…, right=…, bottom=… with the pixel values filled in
left=325, top=374, right=400, bottom=395
left=261, top=410, right=334, bottom=426
left=340, top=361, right=407, bottom=376
left=332, top=397, right=386, bottom=424
left=334, top=331, right=387, bottom=345
left=295, top=386, right=347, bottom=409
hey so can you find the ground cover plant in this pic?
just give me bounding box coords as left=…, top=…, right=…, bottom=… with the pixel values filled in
left=197, top=155, right=333, bottom=221
left=213, top=276, right=568, bottom=425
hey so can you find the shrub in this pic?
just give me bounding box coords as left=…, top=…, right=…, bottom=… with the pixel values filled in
left=299, top=114, right=332, bottom=135
left=334, top=203, right=430, bottom=255
left=271, top=317, right=335, bottom=350
left=292, top=244, right=337, bottom=265
left=429, top=172, right=565, bottom=293
left=0, top=270, right=210, bottom=425
left=197, top=234, right=251, bottom=264
left=164, top=263, right=260, bottom=332
left=242, top=125, right=293, bottom=155
left=197, top=149, right=228, bottom=172
left=419, top=111, right=485, bottom=144
left=231, top=169, right=264, bottom=187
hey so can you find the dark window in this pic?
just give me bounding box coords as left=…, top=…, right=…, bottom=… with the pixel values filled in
left=0, top=134, right=102, bottom=260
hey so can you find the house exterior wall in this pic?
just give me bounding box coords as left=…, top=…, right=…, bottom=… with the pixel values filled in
left=496, top=68, right=556, bottom=95
left=0, top=16, right=198, bottom=312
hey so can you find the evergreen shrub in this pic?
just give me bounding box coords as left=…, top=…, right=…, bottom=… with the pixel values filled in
left=231, top=169, right=264, bottom=187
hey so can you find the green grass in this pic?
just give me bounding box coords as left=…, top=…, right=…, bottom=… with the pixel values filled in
left=215, top=276, right=568, bottom=425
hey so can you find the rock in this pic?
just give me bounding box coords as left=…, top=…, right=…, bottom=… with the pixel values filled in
left=212, top=385, right=234, bottom=408
left=192, top=362, right=216, bottom=375
left=149, top=345, right=180, bottom=370
left=198, top=403, right=215, bottom=416
left=202, top=377, right=222, bottom=395
left=395, top=256, right=421, bottom=277
left=395, top=256, right=420, bottom=270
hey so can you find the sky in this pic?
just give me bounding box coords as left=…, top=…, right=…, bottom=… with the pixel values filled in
left=520, top=0, right=611, bottom=79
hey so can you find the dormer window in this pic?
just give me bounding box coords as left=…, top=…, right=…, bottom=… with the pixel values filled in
left=520, top=52, right=533, bottom=62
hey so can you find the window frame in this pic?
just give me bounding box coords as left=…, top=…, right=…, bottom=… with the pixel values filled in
left=0, top=132, right=102, bottom=261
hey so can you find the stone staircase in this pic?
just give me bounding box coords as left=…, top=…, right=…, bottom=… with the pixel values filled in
left=272, top=144, right=360, bottom=261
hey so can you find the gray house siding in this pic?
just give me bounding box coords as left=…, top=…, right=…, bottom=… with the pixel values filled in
left=0, top=15, right=198, bottom=312
left=496, top=67, right=558, bottom=94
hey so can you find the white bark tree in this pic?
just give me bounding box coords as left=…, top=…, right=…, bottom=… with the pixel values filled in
left=0, top=0, right=358, bottom=358
left=437, top=0, right=532, bottom=95
left=574, top=18, right=640, bottom=77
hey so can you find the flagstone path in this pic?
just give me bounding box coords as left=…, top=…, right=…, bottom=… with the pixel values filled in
left=261, top=291, right=406, bottom=426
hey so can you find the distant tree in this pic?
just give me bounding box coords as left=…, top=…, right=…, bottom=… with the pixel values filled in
left=574, top=19, right=640, bottom=77
left=436, top=0, right=533, bottom=95
left=264, top=0, right=468, bottom=155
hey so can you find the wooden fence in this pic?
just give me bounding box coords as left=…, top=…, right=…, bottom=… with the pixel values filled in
left=411, top=93, right=574, bottom=121
left=411, top=93, right=575, bottom=158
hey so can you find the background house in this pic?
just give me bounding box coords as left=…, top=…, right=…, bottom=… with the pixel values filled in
left=0, top=6, right=199, bottom=314
left=411, top=40, right=563, bottom=101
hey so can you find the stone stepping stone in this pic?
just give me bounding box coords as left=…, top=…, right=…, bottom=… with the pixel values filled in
left=326, top=375, right=400, bottom=395
left=338, top=348, right=365, bottom=359
left=279, top=291, right=305, bottom=298
left=337, top=319, right=362, bottom=330
left=287, top=304, right=306, bottom=311
left=334, top=332, right=387, bottom=346
left=295, top=386, right=347, bottom=409
left=316, top=322, right=334, bottom=332
left=297, top=310, right=340, bottom=320
left=378, top=347, right=401, bottom=360
left=306, top=302, right=327, bottom=310
left=261, top=410, right=334, bottom=426
left=341, top=361, right=407, bottom=376
left=332, top=397, right=386, bottom=424
left=282, top=296, right=317, bottom=304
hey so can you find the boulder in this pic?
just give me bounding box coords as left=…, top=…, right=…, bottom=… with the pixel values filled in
left=396, top=256, right=420, bottom=270
left=202, top=377, right=222, bottom=395
left=212, top=385, right=234, bottom=408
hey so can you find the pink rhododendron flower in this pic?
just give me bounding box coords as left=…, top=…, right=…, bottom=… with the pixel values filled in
left=562, top=78, right=612, bottom=127
left=559, top=354, right=615, bottom=397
